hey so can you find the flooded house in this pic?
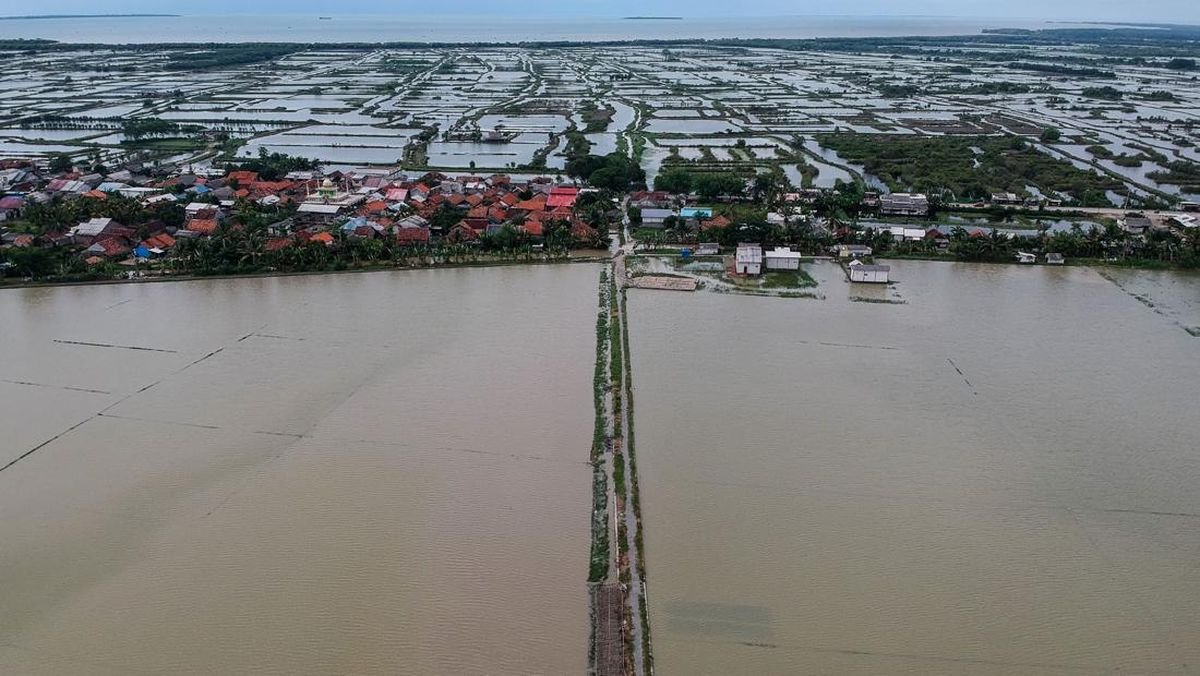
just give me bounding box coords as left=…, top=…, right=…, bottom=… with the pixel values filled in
left=764, top=247, right=802, bottom=271
left=848, top=259, right=890, bottom=283
left=735, top=243, right=763, bottom=275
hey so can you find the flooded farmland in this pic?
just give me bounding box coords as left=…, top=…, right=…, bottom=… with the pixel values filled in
left=7, top=32, right=1197, bottom=205
left=0, top=265, right=598, bottom=675
left=628, top=261, right=1200, bottom=675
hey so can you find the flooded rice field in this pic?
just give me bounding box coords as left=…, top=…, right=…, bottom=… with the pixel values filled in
left=0, top=265, right=599, bottom=675
left=2, top=41, right=1197, bottom=201
left=628, top=260, right=1200, bottom=675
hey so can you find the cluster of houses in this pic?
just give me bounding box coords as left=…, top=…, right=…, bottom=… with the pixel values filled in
left=731, top=242, right=889, bottom=283
left=0, top=158, right=605, bottom=268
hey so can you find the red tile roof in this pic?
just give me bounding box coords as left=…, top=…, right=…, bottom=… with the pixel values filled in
left=546, top=186, right=579, bottom=209
left=226, top=170, right=259, bottom=184
left=463, top=218, right=489, bottom=232
left=395, top=227, right=430, bottom=245
left=188, top=219, right=219, bottom=235
left=93, top=238, right=130, bottom=257
left=515, top=197, right=546, bottom=212
left=142, top=233, right=176, bottom=249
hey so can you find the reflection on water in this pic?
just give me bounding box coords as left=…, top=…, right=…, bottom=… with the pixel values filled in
left=629, top=260, right=1200, bottom=674
left=0, top=265, right=598, bottom=674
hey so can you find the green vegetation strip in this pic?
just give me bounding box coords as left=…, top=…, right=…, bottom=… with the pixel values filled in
left=817, top=133, right=1125, bottom=207
left=588, top=269, right=610, bottom=583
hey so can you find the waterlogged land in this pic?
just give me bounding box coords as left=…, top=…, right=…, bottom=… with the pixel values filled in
left=3, top=29, right=1199, bottom=206
left=0, top=265, right=598, bottom=674
left=628, top=260, right=1200, bottom=674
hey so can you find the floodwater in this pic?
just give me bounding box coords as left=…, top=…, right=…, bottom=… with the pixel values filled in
left=0, top=265, right=597, bottom=674
left=628, top=260, right=1200, bottom=675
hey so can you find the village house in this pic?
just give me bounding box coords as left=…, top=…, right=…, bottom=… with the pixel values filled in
left=0, top=166, right=39, bottom=192
left=735, top=243, right=763, bottom=275
left=887, top=226, right=926, bottom=242
left=1120, top=214, right=1154, bottom=235
left=764, top=247, right=802, bottom=271
left=878, top=193, right=930, bottom=217
left=831, top=244, right=873, bottom=259
left=848, top=260, right=890, bottom=283
left=0, top=196, right=25, bottom=222
left=69, top=217, right=129, bottom=246
left=295, top=202, right=347, bottom=228
left=990, top=192, right=1022, bottom=205
left=639, top=208, right=674, bottom=228
left=629, top=191, right=672, bottom=209
left=546, top=186, right=580, bottom=209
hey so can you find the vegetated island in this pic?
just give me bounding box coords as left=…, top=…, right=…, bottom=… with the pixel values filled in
left=622, top=16, right=684, bottom=20
left=0, top=14, right=180, bottom=21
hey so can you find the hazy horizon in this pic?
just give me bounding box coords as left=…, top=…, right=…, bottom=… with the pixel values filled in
left=4, top=4, right=1199, bottom=25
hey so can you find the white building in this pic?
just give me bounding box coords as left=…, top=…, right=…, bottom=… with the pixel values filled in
left=887, top=226, right=926, bottom=242
left=764, top=247, right=802, bottom=271
left=879, top=193, right=929, bottom=216
left=696, top=242, right=720, bottom=256
left=1016, top=251, right=1036, bottom=264
left=848, top=260, right=890, bottom=283
left=735, top=243, right=763, bottom=275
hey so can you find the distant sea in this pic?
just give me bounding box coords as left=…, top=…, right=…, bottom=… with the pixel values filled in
left=0, top=14, right=1058, bottom=44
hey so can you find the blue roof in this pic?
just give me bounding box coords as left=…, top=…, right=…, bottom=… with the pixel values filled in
left=190, top=185, right=212, bottom=194
left=680, top=207, right=713, bottom=218
left=134, top=246, right=151, bottom=258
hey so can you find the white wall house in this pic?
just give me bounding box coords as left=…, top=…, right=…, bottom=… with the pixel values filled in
left=764, top=247, right=801, bottom=270
left=848, top=260, right=889, bottom=283
left=735, top=244, right=763, bottom=275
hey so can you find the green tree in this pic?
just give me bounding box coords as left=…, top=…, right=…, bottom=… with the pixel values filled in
left=48, top=153, right=73, bottom=174
left=654, top=167, right=693, bottom=194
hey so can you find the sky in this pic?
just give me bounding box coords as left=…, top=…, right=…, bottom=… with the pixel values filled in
left=8, top=1, right=1199, bottom=23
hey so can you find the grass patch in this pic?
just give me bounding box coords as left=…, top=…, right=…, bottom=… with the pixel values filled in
left=761, top=268, right=817, bottom=289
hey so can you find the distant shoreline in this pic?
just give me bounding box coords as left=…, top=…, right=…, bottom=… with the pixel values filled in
left=622, top=16, right=684, bottom=21
left=0, top=14, right=180, bottom=21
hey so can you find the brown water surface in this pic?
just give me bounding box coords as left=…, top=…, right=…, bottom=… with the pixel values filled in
left=629, top=260, right=1200, bottom=675
left=0, top=265, right=597, bottom=675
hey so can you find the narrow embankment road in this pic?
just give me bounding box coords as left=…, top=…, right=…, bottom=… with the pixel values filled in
left=610, top=253, right=652, bottom=675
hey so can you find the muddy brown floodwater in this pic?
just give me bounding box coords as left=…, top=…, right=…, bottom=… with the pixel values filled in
left=629, top=260, right=1200, bottom=675
left=0, top=265, right=599, bottom=675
